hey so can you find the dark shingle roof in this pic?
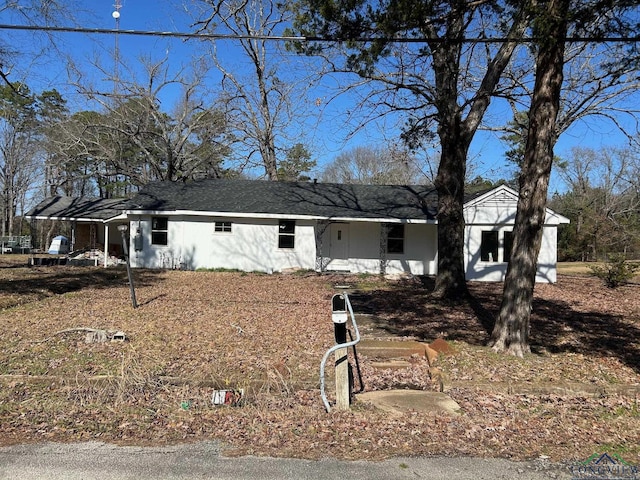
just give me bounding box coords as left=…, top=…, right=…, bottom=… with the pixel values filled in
left=25, top=180, right=438, bottom=222
left=132, top=179, right=437, bottom=221
left=26, top=196, right=130, bottom=221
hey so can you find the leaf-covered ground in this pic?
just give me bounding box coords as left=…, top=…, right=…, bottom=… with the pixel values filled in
left=0, top=256, right=639, bottom=464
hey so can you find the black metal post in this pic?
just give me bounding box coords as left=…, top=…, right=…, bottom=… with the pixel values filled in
left=118, top=225, right=138, bottom=308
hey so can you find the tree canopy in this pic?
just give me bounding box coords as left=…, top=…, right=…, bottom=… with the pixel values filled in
left=290, top=0, right=530, bottom=296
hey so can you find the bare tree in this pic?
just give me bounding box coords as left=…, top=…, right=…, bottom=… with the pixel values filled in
left=489, top=0, right=640, bottom=356
left=321, top=145, right=427, bottom=185
left=191, top=0, right=317, bottom=180
left=0, top=1, right=86, bottom=86
left=64, top=56, right=234, bottom=193
left=553, top=146, right=640, bottom=260
left=0, top=83, right=42, bottom=236
left=498, top=28, right=640, bottom=164
left=489, top=0, right=570, bottom=356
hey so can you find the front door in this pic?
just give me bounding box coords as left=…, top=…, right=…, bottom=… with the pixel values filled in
left=328, top=223, right=349, bottom=269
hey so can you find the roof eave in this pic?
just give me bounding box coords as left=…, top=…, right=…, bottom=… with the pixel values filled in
left=124, top=209, right=435, bottom=224
left=24, top=215, right=111, bottom=223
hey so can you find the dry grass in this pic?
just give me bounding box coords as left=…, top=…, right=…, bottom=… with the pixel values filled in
left=558, top=261, right=596, bottom=276
left=558, top=261, right=640, bottom=282
left=0, top=255, right=639, bottom=463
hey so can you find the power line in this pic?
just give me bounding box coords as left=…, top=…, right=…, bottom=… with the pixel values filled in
left=0, top=23, right=639, bottom=44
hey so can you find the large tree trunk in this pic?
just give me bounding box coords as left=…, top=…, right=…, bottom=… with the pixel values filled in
left=490, top=0, right=569, bottom=356
left=428, top=19, right=469, bottom=299
left=428, top=8, right=529, bottom=298
left=433, top=125, right=469, bottom=298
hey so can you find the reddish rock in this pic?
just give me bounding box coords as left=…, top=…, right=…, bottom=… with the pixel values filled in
left=429, top=338, right=457, bottom=355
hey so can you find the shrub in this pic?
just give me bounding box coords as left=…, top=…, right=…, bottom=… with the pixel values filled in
left=589, top=254, right=640, bottom=288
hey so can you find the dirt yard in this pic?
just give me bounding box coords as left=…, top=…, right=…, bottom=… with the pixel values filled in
left=0, top=255, right=639, bottom=463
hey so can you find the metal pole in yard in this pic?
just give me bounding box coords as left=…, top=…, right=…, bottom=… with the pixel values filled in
left=117, top=224, right=138, bottom=309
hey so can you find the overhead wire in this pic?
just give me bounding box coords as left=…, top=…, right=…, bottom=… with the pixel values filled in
left=0, top=23, right=639, bottom=44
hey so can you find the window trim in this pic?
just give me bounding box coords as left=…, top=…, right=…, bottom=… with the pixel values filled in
left=151, top=216, right=168, bottom=246
left=480, top=230, right=499, bottom=262
left=214, top=221, right=232, bottom=233
left=278, top=220, right=295, bottom=249
left=386, top=224, right=405, bottom=254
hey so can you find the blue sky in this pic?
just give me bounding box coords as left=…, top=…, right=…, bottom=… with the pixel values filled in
left=3, top=1, right=376, bottom=178
left=1, top=1, right=637, bottom=191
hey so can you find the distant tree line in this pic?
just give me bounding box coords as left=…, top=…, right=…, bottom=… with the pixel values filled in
left=0, top=79, right=322, bottom=237
left=550, top=146, right=640, bottom=262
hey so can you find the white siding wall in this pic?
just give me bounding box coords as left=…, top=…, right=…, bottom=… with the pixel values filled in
left=339, top=222, right=380, bottom=273
left=320, top=222, right=437, bottom=275
left=463, top=193, right=561, bottom=283
left=386, top=223, right=437, bottom=275
left=464, top=225, right=558, bottom=283
left=463, top=204, right=518, bottom=225
left=537, top=226, right=558, bottom=283
left=129, top=215, right=316, bottom=272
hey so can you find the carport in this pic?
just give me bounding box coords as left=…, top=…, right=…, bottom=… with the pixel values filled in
left=24, top=197, right=130, bottom=267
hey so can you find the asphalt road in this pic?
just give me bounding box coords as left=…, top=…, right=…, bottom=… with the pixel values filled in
left=0, top=442, right=572, bottom=480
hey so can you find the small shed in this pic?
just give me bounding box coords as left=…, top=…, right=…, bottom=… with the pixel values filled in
left=48, top=235, right=70, bottom=255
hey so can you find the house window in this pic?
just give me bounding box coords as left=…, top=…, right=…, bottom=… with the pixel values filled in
left=503, top=230, right=514, bottom=263
left=278, top=220, right=295, bottom=249
left=480, top=231, right=498, bottom=262
left=151, top=217, right=168, bottom=246
left=387, top=224, right=405, bottom=254
left=215, top=221, right=232, bottom=233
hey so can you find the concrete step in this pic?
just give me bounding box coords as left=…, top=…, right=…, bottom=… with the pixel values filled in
left=369, top=360, right=413, bottom=370
left=357, top=389, right=461, bottom=416
left=356, top=339, right=438, bottom=364
left=356, top=339, right=429, bottom=359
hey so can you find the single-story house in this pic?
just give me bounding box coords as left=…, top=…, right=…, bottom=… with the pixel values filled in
left=25, top=179, right=569, bottom=282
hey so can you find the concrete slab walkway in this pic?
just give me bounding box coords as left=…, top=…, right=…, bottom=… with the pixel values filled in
left=357, top=390, right=462, bottom=416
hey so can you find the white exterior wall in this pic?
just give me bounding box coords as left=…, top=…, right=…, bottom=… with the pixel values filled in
left=129, top=215, right=316, bottom=272
left=463, top=188, right=563, bottom=283
left=386, top=223, right=437, bottom=275
left=128, top=215, right=438, bottom=275
left=321, top=222, right=437, bottom=275
left=464, top=225, right=559, bottom=283
left=334, top=222, right=380, bottom=273
left=537, top=226, right=558, bottom=283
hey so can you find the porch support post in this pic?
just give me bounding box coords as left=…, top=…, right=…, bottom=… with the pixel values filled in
left=71, top=221, right=76, bottom=252
left=315, top=220, right=330, bottom=272
left=103, top=224, right=109, bottom=268
left=379, top=223, right=388, bottom=275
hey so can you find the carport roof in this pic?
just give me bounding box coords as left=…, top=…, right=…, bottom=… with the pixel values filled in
left=25, top=196, right=130, bottom=222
